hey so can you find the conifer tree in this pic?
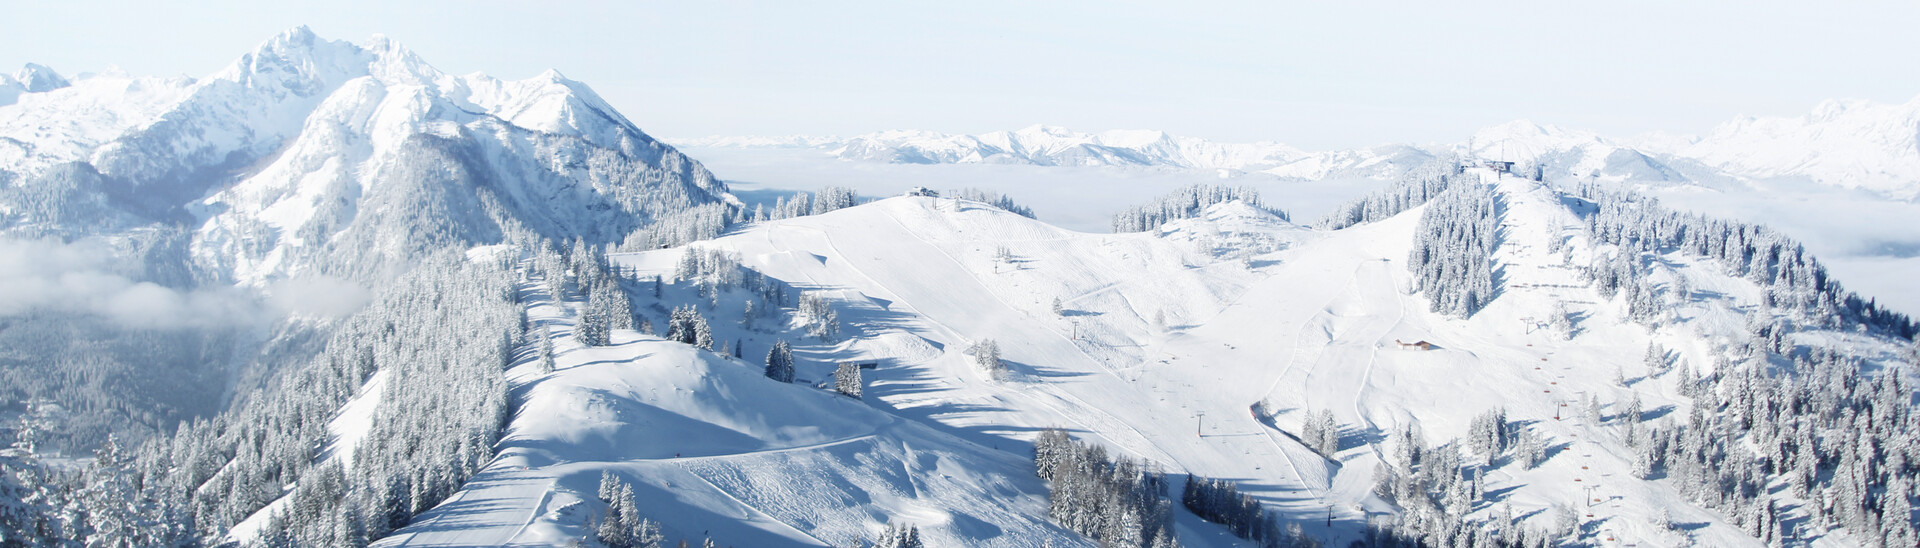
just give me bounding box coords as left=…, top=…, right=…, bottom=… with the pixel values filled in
left=538, top=326, right=556, bottom=374
left=765, top=340, right=795, bottom=383
left=835, top=362, right=863, bottom=399
left=970, top=339, right=1005, bottom=379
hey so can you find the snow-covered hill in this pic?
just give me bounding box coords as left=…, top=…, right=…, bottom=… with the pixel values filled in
left=340, top=171, right=1916, bottom=546
left=364, top=269, right=1089, bottom=547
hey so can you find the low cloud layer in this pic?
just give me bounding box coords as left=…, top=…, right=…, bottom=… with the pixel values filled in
left=267, top=274, right=372, bottom=319
left=0, top=237, right=369, bottom=329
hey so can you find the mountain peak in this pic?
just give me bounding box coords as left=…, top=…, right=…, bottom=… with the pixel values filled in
left=1015, top=124, right=1077, bottom=138
left=259, top=25, right=324, bottom=55
left=1807, top=97, right=1876, bottom=122
left=211, top=25, right=369, bottom=95
left=11, top=63, right=71, bottom=92
left=1466, top=119, right=1606, bottom=163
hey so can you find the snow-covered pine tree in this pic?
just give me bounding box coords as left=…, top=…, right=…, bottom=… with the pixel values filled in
left=1111, top=184, right=1286, bottom=233
left=538, top=326, right=556, bottom=374
left=1298, top=409, right=1340, bottom=458
left=949, top=187, right=1037, bottom=219
left=693, top=316, right=713, bottom=351
left=834, top=362, right=863, bottom=399
left=764, top=340, right=795, bottom=383
left=1467, top=408, right=1509, bottom=463
left=598, top=493, right=629, bottom=547
left=970, top=339, right=1006, bottom=379
left=1407, top=173, right=1499, bottom=318
left=1622, top=394, right=1644, bottom=445
left=1515, top=427, right=1546, bottom=469
left=666, top=304, right=699, bottom=345
left=811, top=186, right=859, bottom=215
left=1031, top=427, right=1178, bottom=547
left=1575, top=182, right=1916, bottom=337
left=599, top=471, right=619, bottom=503
left=1549, top=301, right=1575, bottom=339
left=1317, top=157, right=1459, bottom=230
left=603, top=280, right=634, bottom=332
left=872, top=522, right=923, bottom=548
left=798, top=291, right=840, bottom=342
left=578, top=302, right=611, bottom=347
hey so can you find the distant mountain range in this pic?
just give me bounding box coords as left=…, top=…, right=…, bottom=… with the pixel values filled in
left=674, top=125, right=1436, bottom=181
left=675, top=97, right=1920, bottom=201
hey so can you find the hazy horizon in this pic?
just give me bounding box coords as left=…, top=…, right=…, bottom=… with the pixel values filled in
left=5, top=1, right=1919, bottom=150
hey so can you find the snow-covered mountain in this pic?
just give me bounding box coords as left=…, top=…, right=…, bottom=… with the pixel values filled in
left=0, top=27, right=731, bottom=283
left=832, top=126, right=1306, bottom=170
left=0, top=27, right=733, bottom=458
left=0, top=63, right=72, bottom=107
left=1643, top=96, right=1920, bottom=200
left=1446, top=98, right=1920, bottom=200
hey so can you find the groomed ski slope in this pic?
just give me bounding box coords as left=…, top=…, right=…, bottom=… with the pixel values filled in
left=385, top=170, right=1865, bottom=547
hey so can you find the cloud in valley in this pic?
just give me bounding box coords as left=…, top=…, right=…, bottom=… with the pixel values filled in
left=0, top=237, right=369, bottom=328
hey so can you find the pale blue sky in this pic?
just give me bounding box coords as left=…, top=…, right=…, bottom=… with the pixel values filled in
left=6, top=1, right=1917, bottom=149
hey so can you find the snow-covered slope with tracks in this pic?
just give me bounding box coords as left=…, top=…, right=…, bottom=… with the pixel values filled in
left=368, top=170, right=1916, bottom=546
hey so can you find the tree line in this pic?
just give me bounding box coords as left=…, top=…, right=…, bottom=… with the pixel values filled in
left=1111, top=185, right=1289, bottom=233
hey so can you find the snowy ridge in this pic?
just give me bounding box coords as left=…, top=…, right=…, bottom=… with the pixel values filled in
left=1459, top=120, right=1690, bottom=183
